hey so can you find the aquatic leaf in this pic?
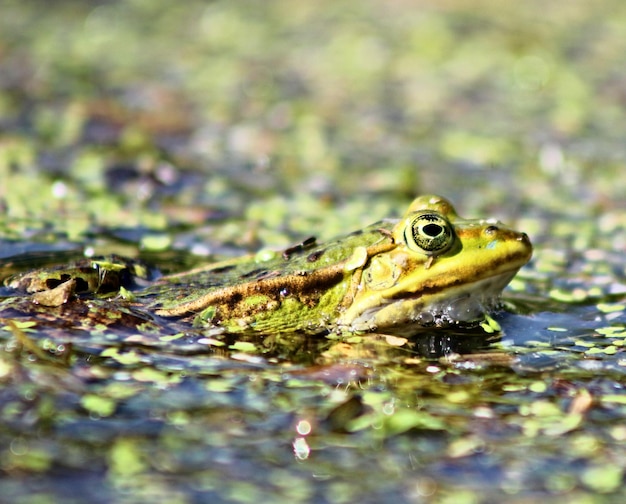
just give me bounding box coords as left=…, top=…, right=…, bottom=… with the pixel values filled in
left=81, top=394, right=116, bottom=417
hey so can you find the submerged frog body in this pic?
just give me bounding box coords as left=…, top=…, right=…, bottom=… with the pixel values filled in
left=3, top=195, right=532, bottom=338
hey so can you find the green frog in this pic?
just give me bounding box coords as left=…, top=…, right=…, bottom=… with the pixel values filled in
left=5, top=195, right=532, bottom=338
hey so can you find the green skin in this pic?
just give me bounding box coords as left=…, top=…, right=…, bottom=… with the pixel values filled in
left=1, top=195, right=532, bottom=339
left=147, top=222, right=394, bottom=334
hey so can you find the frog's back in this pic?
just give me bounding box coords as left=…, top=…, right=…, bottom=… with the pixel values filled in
left=145, top=221, right=395, bottom=333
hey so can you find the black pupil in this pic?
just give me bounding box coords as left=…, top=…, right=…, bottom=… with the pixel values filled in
left=423, top=223, right=442, bottom=237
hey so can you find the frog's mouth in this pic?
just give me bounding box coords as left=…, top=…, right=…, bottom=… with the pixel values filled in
left=343, top=268, right=520, bottom=336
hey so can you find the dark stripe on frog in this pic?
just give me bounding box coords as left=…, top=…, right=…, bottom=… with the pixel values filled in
left=282, top=236, right=317, bottom=259
left=348, top=228, right=367, bottom=236
left=240, top=268, right=270, bottom=279
left=154, top=263, right=345, bottom=318
left=208, top=265, right=237, bottom=275
left=306, top=248, right=326, bottom=262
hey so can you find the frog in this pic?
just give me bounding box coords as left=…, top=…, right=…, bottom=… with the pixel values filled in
left=4, top=195, right=531, bottom=339
left=144, top=194, right=532, bottom=336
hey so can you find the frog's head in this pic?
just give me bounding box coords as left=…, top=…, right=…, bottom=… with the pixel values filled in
left=340, top=195, right=532, bottom=335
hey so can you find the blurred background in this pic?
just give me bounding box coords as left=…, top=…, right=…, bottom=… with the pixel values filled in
left=1, top=0, right=624, bottom=260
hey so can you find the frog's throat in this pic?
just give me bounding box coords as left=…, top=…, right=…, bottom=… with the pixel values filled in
left=339, top=268, right=519, bottom=335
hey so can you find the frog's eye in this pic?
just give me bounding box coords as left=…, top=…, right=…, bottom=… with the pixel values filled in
left=404, top=212, right=454, bottom=255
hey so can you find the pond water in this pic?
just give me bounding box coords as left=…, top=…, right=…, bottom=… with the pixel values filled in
left=1, top=1, right=626, bottom=503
